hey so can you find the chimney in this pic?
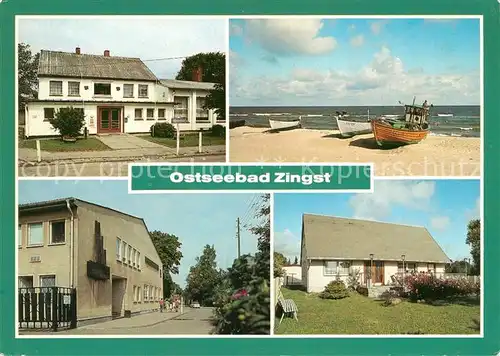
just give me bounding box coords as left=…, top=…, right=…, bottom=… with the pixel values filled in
left=104, top=50, right=110, bottom=57
left=192, top=66, right=202, bottom=82
left=75, top=47, right=81, bottom=54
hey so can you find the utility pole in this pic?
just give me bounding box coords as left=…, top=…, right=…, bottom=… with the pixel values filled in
left=236, top=217, right=241, bottom=258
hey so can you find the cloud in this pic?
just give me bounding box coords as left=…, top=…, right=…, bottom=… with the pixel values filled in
left=243, top=19, right=337, bottom=55
left=466, top=197, right=480, bottom=220
left=349, top=180, right=435, bottom=221
left=350, top=34, right=364, bottom=47
left=230, top=23, right=243, bottom=36
left=370, top=20, right=388, bottom=35
left=230, top=45, right=480, bottom=105
left=261, top=54, right=278, bottom=64
left=274, top=228, right=301, bottom=259
left=348, top=24, right=356, bottom=32
left=430, top=216, right=450, bottom=230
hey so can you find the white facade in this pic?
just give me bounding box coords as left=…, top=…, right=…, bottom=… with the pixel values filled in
left=283, top=265, right=302, bottom=285
left=25, top=77, right=224, bottom=137
left=304, top=259, right=446, bottom=293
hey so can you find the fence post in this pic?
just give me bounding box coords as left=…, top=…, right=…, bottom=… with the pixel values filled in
left=198, top=131, right=202, bottom=153
left=51, top=287, right=58, bottom=332
left=176, top=123, right=180, bottom=156
left=70, top=288, right=77, bottom=329
left=36, top=140, right=41, bottom=162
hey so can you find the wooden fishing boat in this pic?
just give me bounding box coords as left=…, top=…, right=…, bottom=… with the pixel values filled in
left=371, top=98, right=431, bottom=147
left=269, top=117, right=301, bottom=130
left=335, top=110, right=371, bottom=137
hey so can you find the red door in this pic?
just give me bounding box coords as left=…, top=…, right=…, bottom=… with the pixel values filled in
left=98, top=107, right=122, bottom=133
left=364, top=261, right=385, bottom=285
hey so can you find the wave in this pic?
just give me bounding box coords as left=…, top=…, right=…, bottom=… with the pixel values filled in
left=305, top=114, right=324, bottom=117
left=253, top=113, right=289, bottom=116
left=459, top=127, right=474, bottom=131
left=230, top=114, right=248, bottom=117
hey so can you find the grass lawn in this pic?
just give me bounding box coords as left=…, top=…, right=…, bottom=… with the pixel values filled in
left=19, top=138, right=111, bottom=152
left=141, top=134, right=226, bottom=148
left=276, top=288, right=480, bottom=335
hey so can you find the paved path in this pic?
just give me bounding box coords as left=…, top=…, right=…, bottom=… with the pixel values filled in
left=21, top=308, right=215, bottom=335
left=95, top=134, right=166, bottom=150
left=18, top=155, right=226, bottom=177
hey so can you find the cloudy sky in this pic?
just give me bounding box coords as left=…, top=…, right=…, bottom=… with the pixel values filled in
left=229, top=18, right=480, bottom=106
left=274, top=180, right=480, bottom=262
left=18, top=16, right=226, bottom=79
left=19, top=180, right=261, bottom=287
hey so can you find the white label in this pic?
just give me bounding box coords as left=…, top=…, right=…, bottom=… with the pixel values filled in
left=63, top=295, right=71, bottom=305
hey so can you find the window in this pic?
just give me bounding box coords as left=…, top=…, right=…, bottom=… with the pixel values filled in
left=68, top=81, right=80, bottom=96
left=40, top=275, right=56, bottom=292
left=137, top=287, right=141, bottom=302
left=323, top=261, right=337, bottom=276
left=18, top=276, right=33, bottom=289
left=138, top=85, right=148, bottom=98
left=50, top=220, right=65, bottom=244
left=128, top=245, right=132, bottom=264
left=397, top=262, right=405, bottom=274
left=134, top=108, right=143, bottom=120
left=123, top=84, right=134, bottom=98
left=18, top=225, right=22, bottom=247
left=406, top=263, right=416, bottom=272
left=144, top=285, right=148, bottom=300
left=150, top=286, right=153, bottom=301
left=49, top=81, right=62, bottom=96
left=338, top=261, right=351, bottom=275
left=44, top=108, right=55, bottom=121
left=132, top=249, right=136, bottom=267
left=94, top=83, right=111, bottom=96
left=427, top=263, right=436, bottom=273
left=121, top=241, right=127, bottom=262
left=174, top=96, right=188, bottom=120
left=196, top=97, right=209, bottom=121
left=137, top=252, right=141, bottom=269
left=28, top=223, right=43, bottom=246
left=116, top=238, right=121, bottom=260
left=146, top=108, right=154, bottom=120
left=133, top=286, right=137, bottom=302
left=158, top=109, right=166, bottom=120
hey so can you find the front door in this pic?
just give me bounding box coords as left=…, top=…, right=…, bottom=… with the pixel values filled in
left=364, top=261, right=385, bottom=285
left=98, top=107, right=122, bottom=133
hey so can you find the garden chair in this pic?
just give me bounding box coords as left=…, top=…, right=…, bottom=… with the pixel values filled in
left=277, top=289, right=298, bottom=325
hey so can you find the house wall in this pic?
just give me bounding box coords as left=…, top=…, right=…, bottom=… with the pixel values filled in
left=75, top=203, right=163, bottom=321
left=18, top=209, right=74, bottom=289
left=283, top=265, right=302, bottom=285
left=38, top=77, right=158, bottom=103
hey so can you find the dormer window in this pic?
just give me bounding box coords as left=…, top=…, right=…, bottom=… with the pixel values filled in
left=94, top=83, right=111, bottom=96
left=49, top=81, right=63, bottom=96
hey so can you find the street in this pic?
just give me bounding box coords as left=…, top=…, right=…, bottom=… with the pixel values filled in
left=20, top=308, right=215, bottom=336
left=18, top=155, right=226, bottom=177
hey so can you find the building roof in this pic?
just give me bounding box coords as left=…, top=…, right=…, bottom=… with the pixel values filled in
left=159, top=79, right=215, bottom=90
left=301, top=214, right=450, bottom=263
left=37, top=50, right=158, bottom=81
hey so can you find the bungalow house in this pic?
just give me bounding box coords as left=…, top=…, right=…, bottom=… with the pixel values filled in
left=300, top=214, right=451, bottom=293
left=283, top=265, right=302, bottom=286
left=23, top=47, right=224, bottom=138
left=18, top=197, right=163, bottom=327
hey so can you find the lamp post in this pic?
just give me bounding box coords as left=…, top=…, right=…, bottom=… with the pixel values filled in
left=464, top=257, right=470, bottom=276
left=369, top=254, right=374, bottom=287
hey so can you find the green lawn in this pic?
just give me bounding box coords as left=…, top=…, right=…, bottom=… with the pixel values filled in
left=141, top=134, right=226, bottom=148
left=19, top=138, right=111, bottom=152
left=275, top=288, right=480, bottom=335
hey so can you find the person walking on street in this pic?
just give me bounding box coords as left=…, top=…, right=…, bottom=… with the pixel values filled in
left=159, top=298, right=165, bottom=313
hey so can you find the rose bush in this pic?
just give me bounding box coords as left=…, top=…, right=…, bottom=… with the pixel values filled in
left=404, top=273, right=479, bottom=301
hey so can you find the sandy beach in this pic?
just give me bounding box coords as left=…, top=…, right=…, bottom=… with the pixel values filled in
left=229, top=127, right=480, bottom=176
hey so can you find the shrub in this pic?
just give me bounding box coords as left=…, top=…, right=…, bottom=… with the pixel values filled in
left=48, top=107, right=85, bottom=138
left=319, top=280, right=350, bottom=300
left=346, top=268, right=361, bottom=291
left=405, top=274, right=480, bottom=301
left=380, top=288, right=404, bottom=306
left=151, top=122, right=175, bottom=138
left=210, top=124, right=225, bottom=137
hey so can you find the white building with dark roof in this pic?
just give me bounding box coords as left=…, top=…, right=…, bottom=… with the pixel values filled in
left=24, top=47, right=224, bottom=137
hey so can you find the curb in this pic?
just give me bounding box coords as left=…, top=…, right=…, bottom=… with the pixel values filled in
left=81, top=311, right=188, bottom=331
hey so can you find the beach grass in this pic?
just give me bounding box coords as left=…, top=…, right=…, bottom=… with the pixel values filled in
left=275, top=287, right=480, bottom=335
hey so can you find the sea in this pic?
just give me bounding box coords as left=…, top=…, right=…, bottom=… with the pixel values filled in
left=229, top=106, right=480, bottom=137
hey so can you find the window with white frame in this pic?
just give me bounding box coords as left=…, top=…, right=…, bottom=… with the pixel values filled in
left=94, top=83, right=111, bottom=96
left=18, top=225, right=22, bottom=247
left=50, top=220, right=65, bottom=244
left=137, top=252, right=141, bottom=269
left=137, top=287, right=141, bottom=302
left=132, top=249, right=136, bottom=267
left=116, top=238, right=121, bottom=260
left=323, top=260, right=351, bottom=275
left=150, top=286, right=154, bottom=301
left=133, top=286, right=137, bottom=302
left=146, top=108, right=154, bottom=120
left=68, top=81, right=80, bottom=96
left=397, top=262, right=405, bottom=273
left=144, top=285, right=148, bottom=300
left=121, top=241, right=127, bottom=262
left=173, top=96, right=188, bottom=121
left=158, top=108, right=166, bottom=120
left=28, top=223, right=43, bottom=246
left=338, top=261, right=351, bottom=275
left=128, top=245, right=132, bottom=264
left=427, top=263, right=436, bottom=273
left=123, top=84, right=134, bottom=98
left=138, top=85, right=148, bottom=98
left=196, top=97, right=209, bottom=121
left=134, top=108, right=143, bottom=120
left=406, top=263, right=416, bottom=272
left=44, top=108, right=55, bottom=121
left=49, top=81, right=63, bottom=96
left=40, top=275, right=56, bottom=292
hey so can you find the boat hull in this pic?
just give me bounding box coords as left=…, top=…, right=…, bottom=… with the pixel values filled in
left=371, top=120, right=429, bottom=147
left=269, top=119, right=300, bottom=130
left=336, top=118, right=372, bottom=137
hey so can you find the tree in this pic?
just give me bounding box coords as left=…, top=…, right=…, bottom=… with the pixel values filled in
left=274, top=252, right=286, bottom=277
left=185, top=244, right=221, bottom=305
left=49, top=107, right=86, bottom=138
left=175, top=52, right=226, bottom=120
left=18, top=43, right=40, bottom=110
left=466, top=219, right=481, bottom=275
left=445, top=260, right=472, bottom=274
left=293, top=256, right=299, bottom=265
left=149, top=231, right=183, bottom=274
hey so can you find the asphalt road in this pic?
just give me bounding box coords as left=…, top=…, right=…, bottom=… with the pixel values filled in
left=18, top=155, right=226, bottom=177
